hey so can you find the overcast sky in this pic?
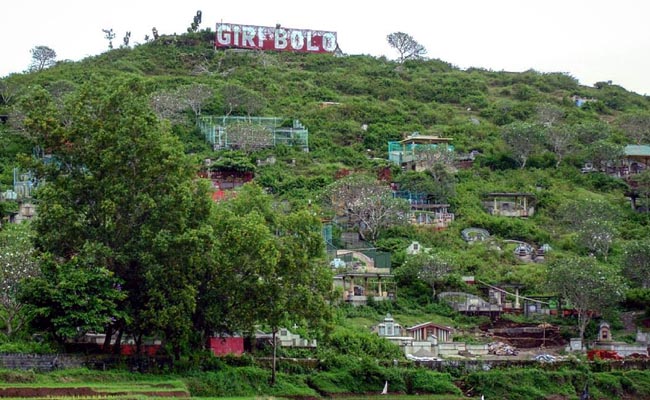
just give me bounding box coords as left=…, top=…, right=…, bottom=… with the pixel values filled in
left=2, top=0, right=649, bottom=95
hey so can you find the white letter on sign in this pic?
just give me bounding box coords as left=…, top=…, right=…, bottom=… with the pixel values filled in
left=274, top=28, right=288, bottom=49
left=290, top=30, right=304, bottom=50
left=217, top=24, right=232, bottom=46
left=306, top=31, right=318, bottom=51
left=322, top=32, right=337, bottom=52
left=242, top=26, right=256, bottom=47
left=232, top=25, right=241, bottom=46
left=258, top=27, right=266, bottom=47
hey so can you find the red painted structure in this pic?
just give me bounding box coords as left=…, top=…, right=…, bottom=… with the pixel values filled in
left=208, top=336, right=245, bottom=356
left=120, top=344, right=160, bottom=356
left=215, top=23, right=338, bottom=53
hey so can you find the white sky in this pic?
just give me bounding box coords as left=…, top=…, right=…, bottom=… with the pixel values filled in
left=2, top=0, right=649, bottom=95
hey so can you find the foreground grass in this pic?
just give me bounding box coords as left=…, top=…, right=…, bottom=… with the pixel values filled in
left=0, top=368, right=186, bottom=389
left=0, top=368, right=189, bottom=399
left=3, top=363, right=650, bottom=399
left=199, top=397, right=469, bottom=400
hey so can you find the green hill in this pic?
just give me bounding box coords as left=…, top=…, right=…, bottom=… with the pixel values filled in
left=2, top=29, right=650, bottom=353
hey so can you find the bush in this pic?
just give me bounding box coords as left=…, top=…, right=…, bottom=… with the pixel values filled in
left=307, top=371, right=357, bottom=394
left=0, top=370, right=36, bottom=383
left=464, top=369, right=580, bottom=399
left=321, top=327, right=403, bottom=361
left=184, top=367, right=317, bottom=398
left=0, top=340, right=57, bottom=354
left=404, top=370, right=462, bottom=395
left=184, top=366, right=269, bottom=397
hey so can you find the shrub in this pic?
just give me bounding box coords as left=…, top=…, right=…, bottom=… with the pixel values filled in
left=0, top=340, right=57, bottom=354
left=404, top=370, right=461, bottom=395
left=307, top=371, right=357, bottom=394
left=0, top=370, right=36, bottom=383
left=464, top=369, right=579, bottom=399
left=321, top=327, right=403, bottom=360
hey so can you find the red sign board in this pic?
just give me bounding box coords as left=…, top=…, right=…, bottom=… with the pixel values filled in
left=215, top=23, right=338, bottom=53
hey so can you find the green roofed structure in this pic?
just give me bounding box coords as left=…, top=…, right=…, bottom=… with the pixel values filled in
left=624, top=145, right=650, bottom=158
left=614, top=144, right=650, bottom=176
left=624, top=145, right=650, bottom=166
left=388, top=133, right=453, bottom=171
left=198, top=116, right=309, bottom=151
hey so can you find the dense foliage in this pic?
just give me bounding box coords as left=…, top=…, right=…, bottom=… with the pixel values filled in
left=1, top=28, right=650, bottom=384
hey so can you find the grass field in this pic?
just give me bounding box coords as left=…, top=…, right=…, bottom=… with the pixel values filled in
left=0, top=369, right=190, bottom=398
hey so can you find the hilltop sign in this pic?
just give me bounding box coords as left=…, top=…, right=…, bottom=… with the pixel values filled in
left=215, top=23, right=338, bottom=53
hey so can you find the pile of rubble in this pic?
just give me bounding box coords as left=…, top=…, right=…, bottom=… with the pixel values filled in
left=488, top=341, right=518, bottom=356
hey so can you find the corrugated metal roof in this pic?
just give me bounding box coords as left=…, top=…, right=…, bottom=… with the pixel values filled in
left=407, top=321, right=453, bottom=332
left=399, top=135, right=453, bottom=144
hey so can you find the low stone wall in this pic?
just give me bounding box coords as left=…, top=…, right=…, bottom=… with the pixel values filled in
left=466, top=344, right=489, bottom=356
left=404, top=341, right=437, bottom=358
left=438, top=342, right=466, bottom=357
left=0, top=354, right=84, bottom=371
left=0, top=353, right=173, bottom=373
left=414, top=358, right=650, bottom=374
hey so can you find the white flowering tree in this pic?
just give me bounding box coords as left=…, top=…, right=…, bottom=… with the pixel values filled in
left=576, top=219, right=616, bottom=260
left=622, top=240, right=650, bottom=289
left=501, top=121, right=545, bottom=169
left=324, top=174, right=411, bottom=242
left=558, top=198, right=619, bottom=260
left=0, top=223, right=39, bottom=336
left=395, top=252, right=452, bottom=298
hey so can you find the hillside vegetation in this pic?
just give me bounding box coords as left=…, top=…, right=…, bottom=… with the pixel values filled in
left=2, top=29, right=650, bottom=397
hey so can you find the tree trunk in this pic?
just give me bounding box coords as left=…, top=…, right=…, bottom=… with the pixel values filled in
left=271, top=329, right=278, bottom=386
left=357, top=227, right=367, bottom=242
left=134, top=333, right=142, bottom=355
left=112, top=328, right=124, bottom=355
left=174, top=344, right=181, bottom=361
left=103, top=325, right=113, bottom=353
left=578, top=311, right=589, bottom=342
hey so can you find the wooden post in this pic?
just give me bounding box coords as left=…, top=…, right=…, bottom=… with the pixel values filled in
left=523, top=196, right=528, bottom=216
left=515, top=287, right=520, bottom=309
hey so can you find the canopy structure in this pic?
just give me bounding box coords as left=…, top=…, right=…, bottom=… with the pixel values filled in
left=198, top=116, right=309, bottom=151
left=388, top=133, right=454, bottom=167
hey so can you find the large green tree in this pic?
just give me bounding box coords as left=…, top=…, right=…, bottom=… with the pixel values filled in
left=546, top=256, right=625, bottom=340
left=19, top=247, right=128, bottom=343
left=199, top=184, right=332, bottom=385
left=195, top=206, right=280, bottom=339
left=20, top=77, right=213, bottom=357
